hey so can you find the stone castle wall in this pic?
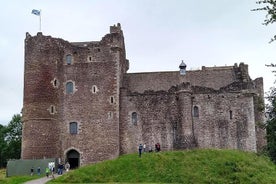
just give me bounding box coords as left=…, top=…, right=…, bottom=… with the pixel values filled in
left=22, top=24, right=266, bottom=166
left=22, top=24, right=127, bottom=164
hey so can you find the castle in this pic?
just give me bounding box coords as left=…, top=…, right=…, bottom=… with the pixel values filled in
left=22, top=23, right=265, bottom=168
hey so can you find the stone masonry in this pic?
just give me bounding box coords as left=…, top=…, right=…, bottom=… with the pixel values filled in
left=22, top=23, right=266, bottom=167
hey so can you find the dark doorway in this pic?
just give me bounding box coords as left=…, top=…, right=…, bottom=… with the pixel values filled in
left=66, top=149, right=80, bottom=169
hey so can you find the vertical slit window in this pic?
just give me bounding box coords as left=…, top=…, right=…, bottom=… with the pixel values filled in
left=54, top=79, right=57, bottom=87
left=51, top=106, right=54, bottom=114
left=230, top=110, right=233, bottom=120
left=173, top=122, right=177, bottom=142
left=92, top=85, right=98, bottom=94
left=132, top=112, right=137, bottom=125
left=193, top=106, right=199, bottom=117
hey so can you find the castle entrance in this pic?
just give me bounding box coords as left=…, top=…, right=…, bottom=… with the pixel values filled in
left=66, top=149, right=80, bottom=169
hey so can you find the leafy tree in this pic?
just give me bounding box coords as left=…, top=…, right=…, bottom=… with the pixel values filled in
left=0, top=124, right=7, bottom=168
left=0, top=114, right=22, bottom=168
left=4, top=114, right=22, bottom=160
left=266, top=85, right=276, bottom=162
left=253, top=0, right=276, bottom=42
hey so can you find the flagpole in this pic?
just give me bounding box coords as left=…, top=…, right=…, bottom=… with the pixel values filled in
left=39, top=9, right=41, bottom=32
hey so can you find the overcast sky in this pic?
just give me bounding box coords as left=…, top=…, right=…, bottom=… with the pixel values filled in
left=0, top=0, right=275, bottom=125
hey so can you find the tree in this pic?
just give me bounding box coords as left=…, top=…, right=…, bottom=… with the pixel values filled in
left=4, top=114, right=22, bottom=160
left=0, top=114, right=22, bottom=168
left=253, top=1, right=276, bottom=42
left=265, top=85, right=276, bottom=162
left=0, top=124, right=7, bottom=168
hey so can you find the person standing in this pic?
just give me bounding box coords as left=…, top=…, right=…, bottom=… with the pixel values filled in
left=143, top=143, right=146, bottom=152
left=37, top=167, right=41, bottom=175
left=30, top=167, right=34, bottom=176
left=45, top=167, right=50, bottom=178
left=65, top=162, right=70, bottom=172
left=138, top=144, right=143, bottom=157
left=51, top=166, right=55, bottom=179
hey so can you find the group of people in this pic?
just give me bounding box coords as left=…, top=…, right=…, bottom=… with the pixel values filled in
left=30, top=166, right=41, bottom=176
left=31, top=161, right=70, bottom=178
left=138, top=143, right=161, bottom=157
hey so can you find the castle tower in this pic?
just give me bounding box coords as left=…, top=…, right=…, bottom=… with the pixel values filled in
left=22, top=32, right=61, bottom=159
left=22, top=23, right=128, bottom=166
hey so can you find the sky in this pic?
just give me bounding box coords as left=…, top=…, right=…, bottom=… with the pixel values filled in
left=0, top=0, right=275, bottom=125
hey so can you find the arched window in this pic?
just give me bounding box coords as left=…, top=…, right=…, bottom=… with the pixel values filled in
left=132, top=112, right=138, bottom=125
left=66, top=82, right=74, bottom=94
left=66, top=54, right=72, bottom=65
left=69, top=122, right=78, bottom=134
left=193, top=106, right=199, bottom=117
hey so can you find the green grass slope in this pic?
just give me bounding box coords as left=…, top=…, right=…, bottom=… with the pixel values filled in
left=49, top=149, right=276, bottom=184
left=0, top=169, right=43, bottom=184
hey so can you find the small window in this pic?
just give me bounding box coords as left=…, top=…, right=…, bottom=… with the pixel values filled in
left=193, top=106, right=199, bottom=117
left=173, top=122, right=177, bottom=141
left=230, top=110, right=233, bottom=120
left=49, top=105, right=56, bottom=114
left=51, top=78, right=59, bottom=88
left=108, top=112, right=113, bottom=119
left=69, top=122, right=78, bottom=134
left=54, top=79, right=57, bottom=87
left=91, top=85, right=98, bottom=94
left=132, top=112, right=137, bottom=125
left=110, top=96, right=114, bottom=104
left=50, top=106, right=55, bottom=114
left=66, top=82, right=74, bottom=94
left=66, top=54, right=72, bottom=65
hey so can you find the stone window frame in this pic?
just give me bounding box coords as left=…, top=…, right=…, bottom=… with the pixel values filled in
left=65, top=80, right=77, bottom=94
left=87, top=56, right=93, bottom=62
left=193, top=106, right=199, bottom=117
left=51, top=78, right=59, bottom=88
left=131, top=112, right=138, bottom=125
left=69, top=122, right=78, bottom=135
left=48, top=105, right=57, bottom=115
left=229, top=110, right=233, bottom=120
left=108, top=111, right=113, bottom=119
left=91, top=85, right=99, bottom=94
left=110, top=96, right=115, bottom=104
left=65, top=54, right=73, bottom=65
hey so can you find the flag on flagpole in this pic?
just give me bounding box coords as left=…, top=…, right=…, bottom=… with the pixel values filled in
left=31, top=9, right=40, bottom=16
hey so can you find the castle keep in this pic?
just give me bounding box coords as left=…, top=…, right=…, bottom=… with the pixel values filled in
left=22, top=23, right=265, bottom=168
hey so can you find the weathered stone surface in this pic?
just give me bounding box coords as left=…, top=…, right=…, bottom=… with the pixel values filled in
left=22, top=24, right=266, bottom=166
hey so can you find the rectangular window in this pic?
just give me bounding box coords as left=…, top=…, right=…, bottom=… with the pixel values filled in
left=66, top=55, right=72, bottom=65
left=70, top=122, right=78, bottom=134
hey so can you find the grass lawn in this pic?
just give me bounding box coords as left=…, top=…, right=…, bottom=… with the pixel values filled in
left=49, top=149, right=276, bottom=183
left=0, top=168, right=43, bottom=184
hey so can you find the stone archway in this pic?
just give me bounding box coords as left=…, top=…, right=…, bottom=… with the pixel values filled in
left=66, top=149, right=80, bottom=169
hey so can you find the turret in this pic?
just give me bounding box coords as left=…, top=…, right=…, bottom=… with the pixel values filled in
left=179, top=60, right=187, bottom=75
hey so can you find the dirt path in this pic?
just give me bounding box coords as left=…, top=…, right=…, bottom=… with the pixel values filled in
left=23, top=174, right=60, bottom=184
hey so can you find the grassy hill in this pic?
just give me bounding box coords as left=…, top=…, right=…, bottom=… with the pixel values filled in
left=0, top=169, right=43, bottom=184
left=49, top=149, right=276, bottom=183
